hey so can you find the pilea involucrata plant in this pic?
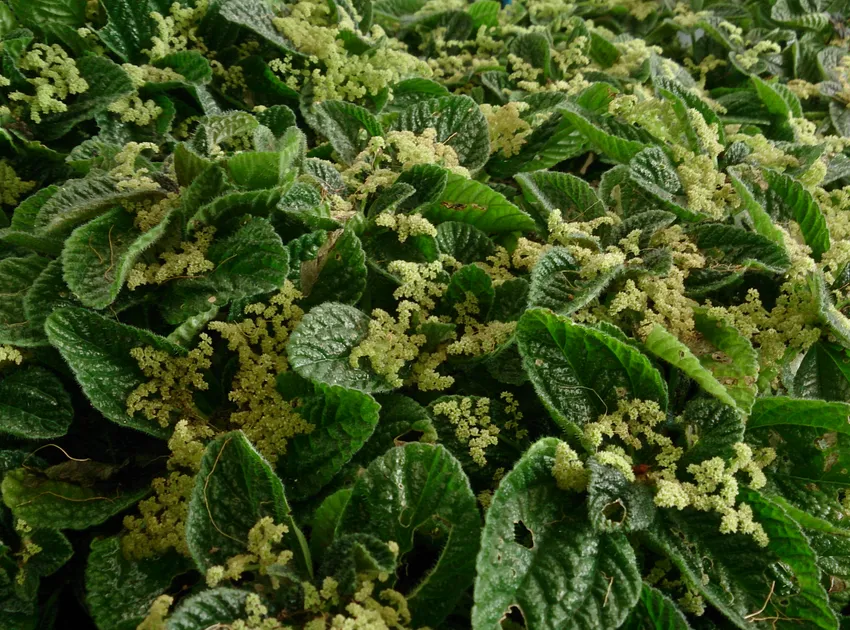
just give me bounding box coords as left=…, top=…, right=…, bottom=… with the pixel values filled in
left=5, top=0, right=850, bottom=628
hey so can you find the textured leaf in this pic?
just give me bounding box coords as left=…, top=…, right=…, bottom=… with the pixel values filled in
left=678, top=398, right=744, bottom=469
left=644, top=324, right=739, bottom=410
left=337, top=443, right=480, bottom=627
left=517, top=309, right=667, bottom=435
left=515, top=170, right=605, bottom=223
left=33, top=172, right=160, bottom=237
left=473, top=438, right=641, bottom=630
left=227, top=151, right=297, bottom=190
left=422, top=172, right=536, bottom=233
left=1, top=468, right=147, bottom=530
left=394, top=162, right=448, bottom=210
left=0, top=255, right=49, bottom=346
left=186, top=431, right=310, bottom=575
left=629, top=147, right=703, bottom=222
left=309, top=488, right=351, bottom=562
left=560, top=103, right=649, bottom=164
left=86, top=536, right=191, bottom=630
left=467, top=0, right=499, bottom=28
left=98, top=0, right=156, bottom=63
left=24, top=259, right=79, bottom=340
left=45, top=307, right=185, bottom=437
left=621, top=584, right=691, bottom=630
left=187, top=188, right=283, bottom=231
left=312, top=100, right=384, bottom=164
left=276, top=382, right=380, bottom=501
left=587, top=458, right=656, bottom=534
left=393, top=95, right=490, bottom=170
left=435, top=221, right=496, bottom=264
left=0, top=367, right=73, bottom=439
left=63, top=207, right=171, bottom=309
left=646, top=489, right=835, bottom=629
left=687, top=223, right=790, bottom=273
left=164, top=217, right=289, bottom=322
left=0, top=187, right=65, bottom=255
left=762, top=167, right=830, bottom=260
left=6, top=0, right=85, bottom=29
left=528, top=247, right=620, bottom=315
left=442, top=264, right=494, bottom=321
left=38, top=56, right=135, bottom=141
left=300, top=228, right=367, bottom=308
left=215, top=0, right=299, bottom=53
left=288, top=303, right=393, bottom=392
left=166, top=588, right=251, bottom=630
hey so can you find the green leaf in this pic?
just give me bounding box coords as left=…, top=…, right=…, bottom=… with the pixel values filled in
left=227, top=152, right=296, bottom=190
left=186, top=431, right=310, bottom=576
left=299, top=228, right=367, bottom=308
left=0, top=187, right=65, bottom=255
left=24, top=259, right=79, bottom=340
left=762, top=167, right=830, bottom=260
left=794, top=341, right=850, bottom=402
left=629, top=147, right=703, bottom=222
left=1, top=468, right=147, bottom=530
left=6, top=0, right=85, bottom=30
left=510, top=32, right=552, bottom=80
left=0, top=367, right=73, bottom=439
left=0, top=256, right=49, bottom=346
left=751, top=75, right=801, bottom=119
left=748, top=396, right=850, bottom=435
left=528, top=247, right=620, bottom=315
left=187, top=188, right=283, bottom=231
left=422, top=172, right=536, bottom=234
left=86, top=536, right=191, bottom=630
left=442, top=264, right=494, bottom=321
left=678, top=398, right=744, bottom=469
left=644, top=324, right=739, bottom=410
left=473, top=438, right=641, bottom=630
left=166, top=588, right=251, bottom=630
left=288, top=302, right=393, bottom=392
left=515, top=170, right=605, bottom=223
left=621, top=584, right=691, bottom=630
left=687, top=223, right=790, bottom=273
left=727, top=167, right=787, bottom=248
left=560, top=103, right=649, bottom=164
left=98, top=0, right=156, bottom=63
left=393, top=95, right=490, bottom=170
left=174, top=144, right=215, bottom=188
left=810, top=271, right=850, bottom=347
left=517, top=309, right=667, bottom=435
left=215, top=0, right=300, bottom=53
left=62, top=207, right=171, bottom=309
left=467, top=0, right=499, bottom=28
left=38, top=57, right=134, bottom=141
left=153, top=51, right=213, bottom=87
left=693, top=308, right=759, bottom=414
left=276, top=382, right=380, bottom=501
left=337, top=443, right=480, bottom=627
left=435, top=221, right=496, bottom=264
left=45, top=307, right=185, bottom=437
left=32, top=172, right=160, bottom=237
left=164, top=217, right=289, bottom=322
left=320, top=533, right=397, bottom=595
left=309, top=488, right=351, bottom=562
left=645, top=489, right=836, bottom=629
left=587, top=458, right=656, bottom=534
left=312, top=100, right=384, bottom=164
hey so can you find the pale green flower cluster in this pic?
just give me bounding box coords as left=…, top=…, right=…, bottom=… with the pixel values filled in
left=206, top=517, right=294, bottom=588
left=8, top=43, right=89, bottom=123
left=0, top=160, right=36, bottom=206
left=432, top=397, right=499, bottom=466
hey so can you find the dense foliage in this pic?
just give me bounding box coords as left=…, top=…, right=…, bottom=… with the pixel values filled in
left=5, top=0, right=850, bottom=627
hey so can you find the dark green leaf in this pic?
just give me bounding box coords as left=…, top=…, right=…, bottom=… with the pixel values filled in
left=0, top=367, right=73, bottom=439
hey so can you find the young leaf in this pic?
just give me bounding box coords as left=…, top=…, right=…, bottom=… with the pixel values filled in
left=337, top=443, right=480, bottom=627
left=748, top=396, right=850, bottom=435
left=621, top=584, right=691, bottom=630
left=515, top=170, right=605, bottom=223
left=422, top=172, right=536, bottom=233
left=473, top=438, right=641, bottom=630
left=560, top=103, right=649, bottom=164
left=762, top=167, right=830, bottom=260
left=644, top=324, right=739, bottom=410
